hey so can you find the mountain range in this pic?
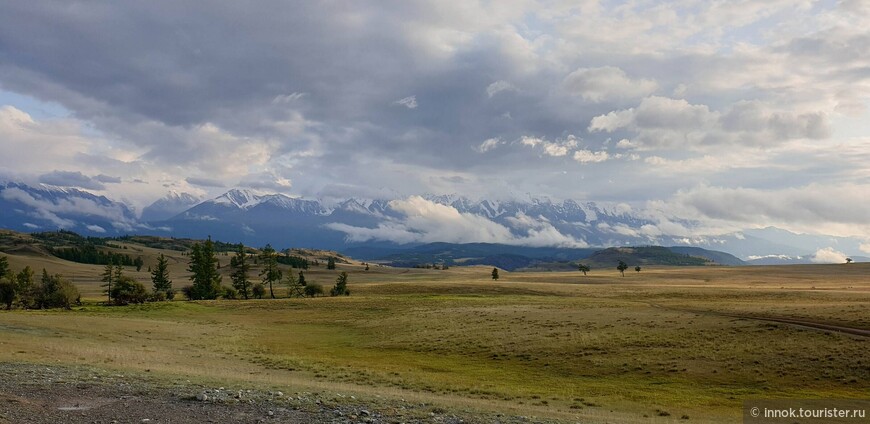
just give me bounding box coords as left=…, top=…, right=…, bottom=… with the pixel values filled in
left=0, top=181, right=866, bottom=264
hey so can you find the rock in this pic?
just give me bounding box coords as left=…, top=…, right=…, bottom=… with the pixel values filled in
left=196, top=392, right=208, bottom=402
left=276, top=391, right=283, bottom=397
left=360, top=409, right=371, bottom=416
left=141, top=419, right=151, bottom=423
left=267, top=410, right=274, bottom=416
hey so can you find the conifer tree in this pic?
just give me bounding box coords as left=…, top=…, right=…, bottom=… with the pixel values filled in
left=151, top=253, right=172, bottom=295
left=230, top=243, right=251, bottom=299
left=259, top=244, right=281, bottom=299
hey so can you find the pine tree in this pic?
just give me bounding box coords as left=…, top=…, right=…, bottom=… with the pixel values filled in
left=100, top=262, right=115, bottom=302
left=285, top=269, right=305, bottom=298
left=298, top=270, right=306, bottom=287
left=330, top=271, right=349, bottom=296
left=230, top=243, right=251, bottom=299
left=0, top=256, right=10, bottom=279
left=491, top=267, right=499, bottom=280
left=327, top=257, right=336, bottom=270
left=259, top=244, right=282, bottom=299
left=188, top=237, right=222, bottom=299
left=151, top=253, right=172, bottom=295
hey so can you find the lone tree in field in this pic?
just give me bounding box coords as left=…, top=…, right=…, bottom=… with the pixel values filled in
left=187, top=237, right=223, bottom=300
left=151, top=253, right=172, bottom=297
left=578, top=264, right=590, bottom=276
left=100, top=262, right=116, bottom=302
left=298, top=270, right=306, bottom=287
left=16, top=266, right=34, bottom=308
left=635, top=266, right=642, bottom=273
left=846, top=257, right=853, bottom=264
left=229, top=243, right=251, bottom=299
left=330, top=271, right=350, bottom=296
left=134, top=256, right=144, bottom=272
left=491, top=267, right=500, bottom=280
left=259, top=244, right=282, bottom=299
left=327, top=257, right=336, bottom=270
left=617, top=260, right=628, bottom=277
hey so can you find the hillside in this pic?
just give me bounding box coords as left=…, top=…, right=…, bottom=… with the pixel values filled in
left=577, top=246, right=736, bottom=269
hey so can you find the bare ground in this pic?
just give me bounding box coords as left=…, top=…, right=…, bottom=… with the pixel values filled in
left=0, top=363, right=539, bottom=424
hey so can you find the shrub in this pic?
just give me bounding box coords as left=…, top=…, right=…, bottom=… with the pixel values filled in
left=0, top=280, right=16, bottom=310
left=36, top=270, right=80, bottom=309
left=252, top=283, right=266, bottom=299
left=304, top=283, right=323, bottom=297
left=181, top=285, right=195, bottom=301
left=221, top=286, right=238, bottom=299
left=165, top=288, right=176, bottom=300
left=110, top=276, right=148, bottom=305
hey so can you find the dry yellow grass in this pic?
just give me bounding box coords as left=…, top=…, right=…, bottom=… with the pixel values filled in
left=1, top=249, right=868, bottom=423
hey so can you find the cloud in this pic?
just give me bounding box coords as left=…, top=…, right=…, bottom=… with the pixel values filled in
left=486, top=80, right=516, bottom=98
left=811, top=247, right=847, bottom=264
left=185, top=177, right=226, bottom=188
left=520, top=135, right=579, bottom=157
left=0, top=187, right=136, bottom=231
left=476, top=137, right=502, bottom=153
left=326, top=196, right=587, bottom=247
left=86, top=224, right=106, bottom=233
left=94, top=174, right=122, bottom=184
left=589, top=96, right=832, bottom=150
left=393, top=96, right=418, bottom=109
left=563, top=66, right=657, bottom=102
left=39, top=170, right=105, bottom=190
left=573, top=150, right=610, bottom=163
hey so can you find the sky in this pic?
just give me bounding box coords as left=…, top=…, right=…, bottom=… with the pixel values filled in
left=0, top=0, right=869, bottom=240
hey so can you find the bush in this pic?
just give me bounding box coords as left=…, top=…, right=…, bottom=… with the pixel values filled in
left=165, top=288, right=176, bottom=300
left=221, top=286, right=238, bottom=299
left=304, top=283, right=323, bottom=297
left=181, top=285, right=195, bottom=301
left=252, top=283, right=266, bottom=299
left=36, top=270, right=80, bottom=309
left=110, top=276, right=148, bottom=305
left=330, top=272, right=349, bottom=296
left=148, top=290, right=167, bottom=302
left=0, top=280, right=16, bottom=310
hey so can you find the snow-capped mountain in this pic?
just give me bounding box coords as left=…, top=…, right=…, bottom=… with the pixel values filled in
left=140, top=191, right=202, bottom=222
left=0, top=182, right=866, bottom=262
left=0, top=181, right=138, bottom=235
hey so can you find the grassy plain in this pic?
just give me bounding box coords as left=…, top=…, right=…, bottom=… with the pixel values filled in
left=1, top=246, right=868, bottom=423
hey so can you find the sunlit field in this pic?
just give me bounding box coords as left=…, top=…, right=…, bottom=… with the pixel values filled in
left=1, top=249, right=868, bottom=423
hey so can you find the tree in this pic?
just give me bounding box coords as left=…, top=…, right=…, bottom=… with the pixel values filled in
left=229, top=243, right=251, bottom=299
left=285, top=269, right=305, bottom=298
left=0, top=256, right=10, bottom=280
left=188, top=237, right=223, bottom=300
left=617, top=260, right=628, bottom=277
left=635, top=266, right=642, bottom=273
left=846, top=258, right=853, bottom=264
left=578, top=264, right=590, bottom=276
left=364, top=263, right=370, bottom=271
left=100, top=262, right=116, bottom=303
left=491, top=267, right=499, bottom=280
left=16, top=266, right=34, bottom=308
left=327, top=257, right=336, bottom=270
left=298, top=271, right=306, bottom=287
left=134, top=256, right=145, bottom=272
left=259, top=244, right=282, bottom=299
left=330, top=271, right=350, bottom=296
left=0, top=278, right=15, bottom=310
left=151, top=253, right=172, bottom=297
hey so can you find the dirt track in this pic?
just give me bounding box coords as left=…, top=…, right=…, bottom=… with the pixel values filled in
left=650, top=303, right=870, bottom=338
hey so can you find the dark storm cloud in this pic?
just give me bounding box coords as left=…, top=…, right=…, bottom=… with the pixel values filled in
left=38, top=170, right=105, bottom=190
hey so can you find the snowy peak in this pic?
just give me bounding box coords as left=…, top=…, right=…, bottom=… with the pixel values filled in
left=142, top=191, right=202, bottom=222
left=212, top=189, right=263, bottom=209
